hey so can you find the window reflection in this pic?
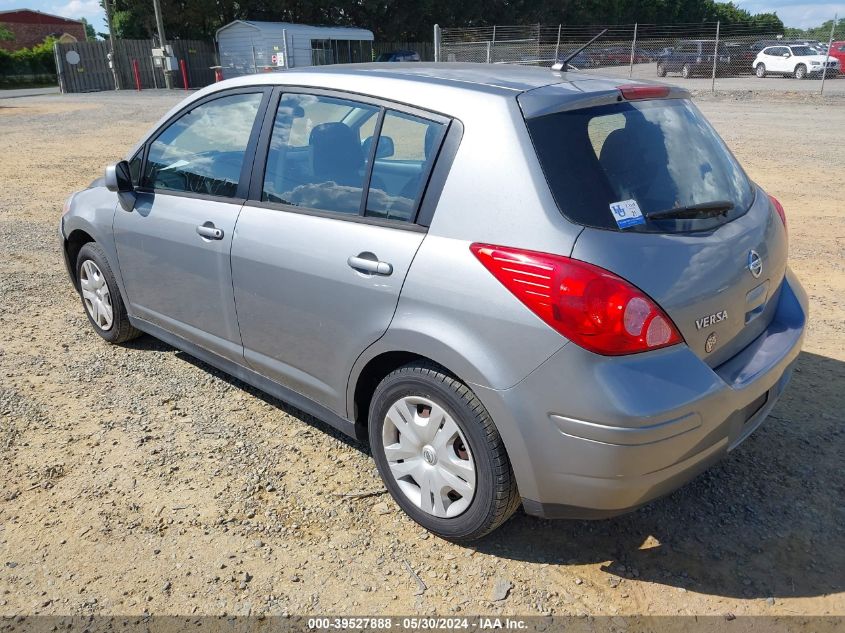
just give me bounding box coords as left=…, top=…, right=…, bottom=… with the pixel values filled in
left=144, top=93, right=262, bottom=198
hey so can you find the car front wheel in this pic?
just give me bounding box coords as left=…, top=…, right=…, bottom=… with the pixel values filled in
left=681, top=63, right=692, bottom=78
left=75, top=242, right=140, bottom=344
left=794, top=64, right=807, bottom=79
left=756, top=63, right=766, bottom=77
left=656, top=62, right=667, bottom=77
left=368, top=362, right=520, bottom=541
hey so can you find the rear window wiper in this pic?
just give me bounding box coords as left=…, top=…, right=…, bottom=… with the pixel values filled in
left=646, top=200, right=734, bottom=221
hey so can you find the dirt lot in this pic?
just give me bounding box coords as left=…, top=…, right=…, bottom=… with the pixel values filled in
left=0, top=89, right=843, bottom=619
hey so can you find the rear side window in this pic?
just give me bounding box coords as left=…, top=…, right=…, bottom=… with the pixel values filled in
left=262, top=94, right=379, bottom=215
left=365, top=111, right=444, bottom=222
left=525, top=99, right=755, bottom=232
left=143, top=93, right=263, bottom=198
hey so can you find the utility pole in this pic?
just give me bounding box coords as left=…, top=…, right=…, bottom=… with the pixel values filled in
left=152, top=0, right=173, bottom=89
left=104, top=0, right=120, bottom=90
left=820, top=13, right=837, bottom=96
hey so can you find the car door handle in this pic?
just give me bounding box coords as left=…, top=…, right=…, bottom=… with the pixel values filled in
left=196, top=223, right=224, bottom=240
left=347, top=255, right=393, bottom=276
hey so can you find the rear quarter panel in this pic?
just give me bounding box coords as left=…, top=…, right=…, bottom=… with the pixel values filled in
left=349, top=92, right=582, bottom=407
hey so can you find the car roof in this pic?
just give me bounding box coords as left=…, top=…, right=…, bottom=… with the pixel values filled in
left=214, top=62, right=649, bottom=97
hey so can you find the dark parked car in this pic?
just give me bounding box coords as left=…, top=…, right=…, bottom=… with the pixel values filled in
left=375, top=50, right=421, bottom=62
left=657, top=39, right=732, bottom=78
left=723, top=41, right=757, bottom=76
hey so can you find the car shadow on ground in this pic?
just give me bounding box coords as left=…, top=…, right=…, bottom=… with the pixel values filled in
left=125, top=337, right=843, bottom=600
left=122, top=336, right=368, bottom=452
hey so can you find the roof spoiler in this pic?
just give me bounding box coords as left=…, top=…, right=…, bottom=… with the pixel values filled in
left=518, top=83, right=692, bottom=119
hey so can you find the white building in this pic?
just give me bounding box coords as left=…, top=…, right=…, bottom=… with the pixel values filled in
left=216, top=20, right=375, bottom=79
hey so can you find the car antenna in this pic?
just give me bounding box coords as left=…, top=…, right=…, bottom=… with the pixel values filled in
left=552, top=28, right=609, bottom=71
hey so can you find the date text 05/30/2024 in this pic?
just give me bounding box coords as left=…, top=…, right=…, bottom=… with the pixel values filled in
left=307, top=617, right=529, bottom=630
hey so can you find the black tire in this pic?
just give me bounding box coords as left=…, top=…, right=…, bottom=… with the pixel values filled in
left=75, top=242, right=141, bottom=344
left=681, top=63, right=692, bottom=78
left=656, top=62, right=667, bottom=77
left=368, top=361, right=520, bottom=542
left=755, top=63, right=766, bottom=78
left=794, top=64, right=807, bottom=80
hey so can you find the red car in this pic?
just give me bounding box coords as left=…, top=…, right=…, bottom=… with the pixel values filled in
left=828, top=41, right=845, bottom=67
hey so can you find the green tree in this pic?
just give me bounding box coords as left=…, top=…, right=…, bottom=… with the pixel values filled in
left=784, top=17, right=844, bottom=41
left=0, top=23, right=14, bottom=41
left=80, top=17, right=97, bottom=41
left=95, top=0, right=796, bottom=44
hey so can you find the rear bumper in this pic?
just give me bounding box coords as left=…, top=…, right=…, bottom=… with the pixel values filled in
left=473, top=268, right=808, bottom=519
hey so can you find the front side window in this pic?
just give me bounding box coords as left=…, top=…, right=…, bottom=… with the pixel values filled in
left=143, top=92, right=263, bottom=198
left=262, top=94, right=379, bottom=214
left=365, top=111, right=444, bottom=221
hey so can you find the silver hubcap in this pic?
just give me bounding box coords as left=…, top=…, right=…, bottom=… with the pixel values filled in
left=79, top=259, right=113, bottom=331
left=381, top=396, right=476, bottom=518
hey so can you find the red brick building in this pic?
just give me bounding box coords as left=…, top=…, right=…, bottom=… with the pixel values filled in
left=0, top=9, right=86, bottom=51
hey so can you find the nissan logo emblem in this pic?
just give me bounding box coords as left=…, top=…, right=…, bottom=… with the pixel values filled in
left=747, top=250, right=763, bottom=279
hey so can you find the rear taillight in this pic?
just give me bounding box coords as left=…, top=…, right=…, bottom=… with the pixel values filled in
left=769, top=194, right=787, bottom=232
left=470, top=243, right=683, bottom=356
left=618, top=84, right=670, bottom=100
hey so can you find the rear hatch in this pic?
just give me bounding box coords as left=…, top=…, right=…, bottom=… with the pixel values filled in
left=518, top=84, right=787, bottom=365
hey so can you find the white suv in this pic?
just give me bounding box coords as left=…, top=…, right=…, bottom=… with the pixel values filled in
left=754, top=44, right=840, bottom=79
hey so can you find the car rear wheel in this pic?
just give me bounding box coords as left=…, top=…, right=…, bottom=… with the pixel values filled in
left=681, top=63, right=693, bottom=78
left=75, top=242, right=140, bottom=344
left=755, top=63, right=766, bottom=78
left=368, top=361, right=520, bottom=541
left=656, top=62, right=667, bottom=77
left=794, top=64, right=807, bottom=79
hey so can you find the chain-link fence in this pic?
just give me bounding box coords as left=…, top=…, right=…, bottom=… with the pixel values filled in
left=435, top=20, right=843, bottom=95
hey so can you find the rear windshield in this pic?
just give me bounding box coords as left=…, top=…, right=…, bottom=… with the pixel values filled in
left=525, top=99, right=755, bottom=232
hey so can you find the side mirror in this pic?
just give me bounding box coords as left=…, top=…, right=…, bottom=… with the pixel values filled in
left=783, top=52, right=791, bottom=58
left=105, top=160, right=134, bottom=193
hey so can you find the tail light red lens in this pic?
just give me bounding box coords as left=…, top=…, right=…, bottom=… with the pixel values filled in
left=470, top=243, right=684, bottom=356
left=618, top=84, right=671, bottom=100
left=769, top=194, right=787, bottom=232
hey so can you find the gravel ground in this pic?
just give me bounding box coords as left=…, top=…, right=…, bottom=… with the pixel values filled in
left=0, top=89, right=843, bottom=618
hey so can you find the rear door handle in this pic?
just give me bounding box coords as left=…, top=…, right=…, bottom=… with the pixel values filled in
left=196, top=223, right=224, bottom=240
left=347, top=255, right=393, bottom=276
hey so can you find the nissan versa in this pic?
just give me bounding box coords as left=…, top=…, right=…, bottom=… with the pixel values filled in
left=60, top=63, right=807, bottom=541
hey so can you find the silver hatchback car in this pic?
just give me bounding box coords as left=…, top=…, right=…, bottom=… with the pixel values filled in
left=60, top=64, right=807, bottom=541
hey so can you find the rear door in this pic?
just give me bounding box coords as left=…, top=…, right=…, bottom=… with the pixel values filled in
left=519, top=92, right=787, bottom=366
left=231, top=89, right=448, bottom=414
left=668, top=44, right=692, bottom=71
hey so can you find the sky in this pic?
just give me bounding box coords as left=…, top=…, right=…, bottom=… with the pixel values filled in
left=2, top=0, right=843, bottom=35
left=734, top=0, right=843, bottom=28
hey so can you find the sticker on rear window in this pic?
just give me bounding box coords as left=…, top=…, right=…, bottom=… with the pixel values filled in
left=609, top=199, right=646, bottom=229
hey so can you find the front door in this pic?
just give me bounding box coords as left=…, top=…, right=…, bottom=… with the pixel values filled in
left=766, top=47, right=789, bottom=72
left=114, top=89, right=268, bottom=361
left=231, top=91, right=448, bottom=415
